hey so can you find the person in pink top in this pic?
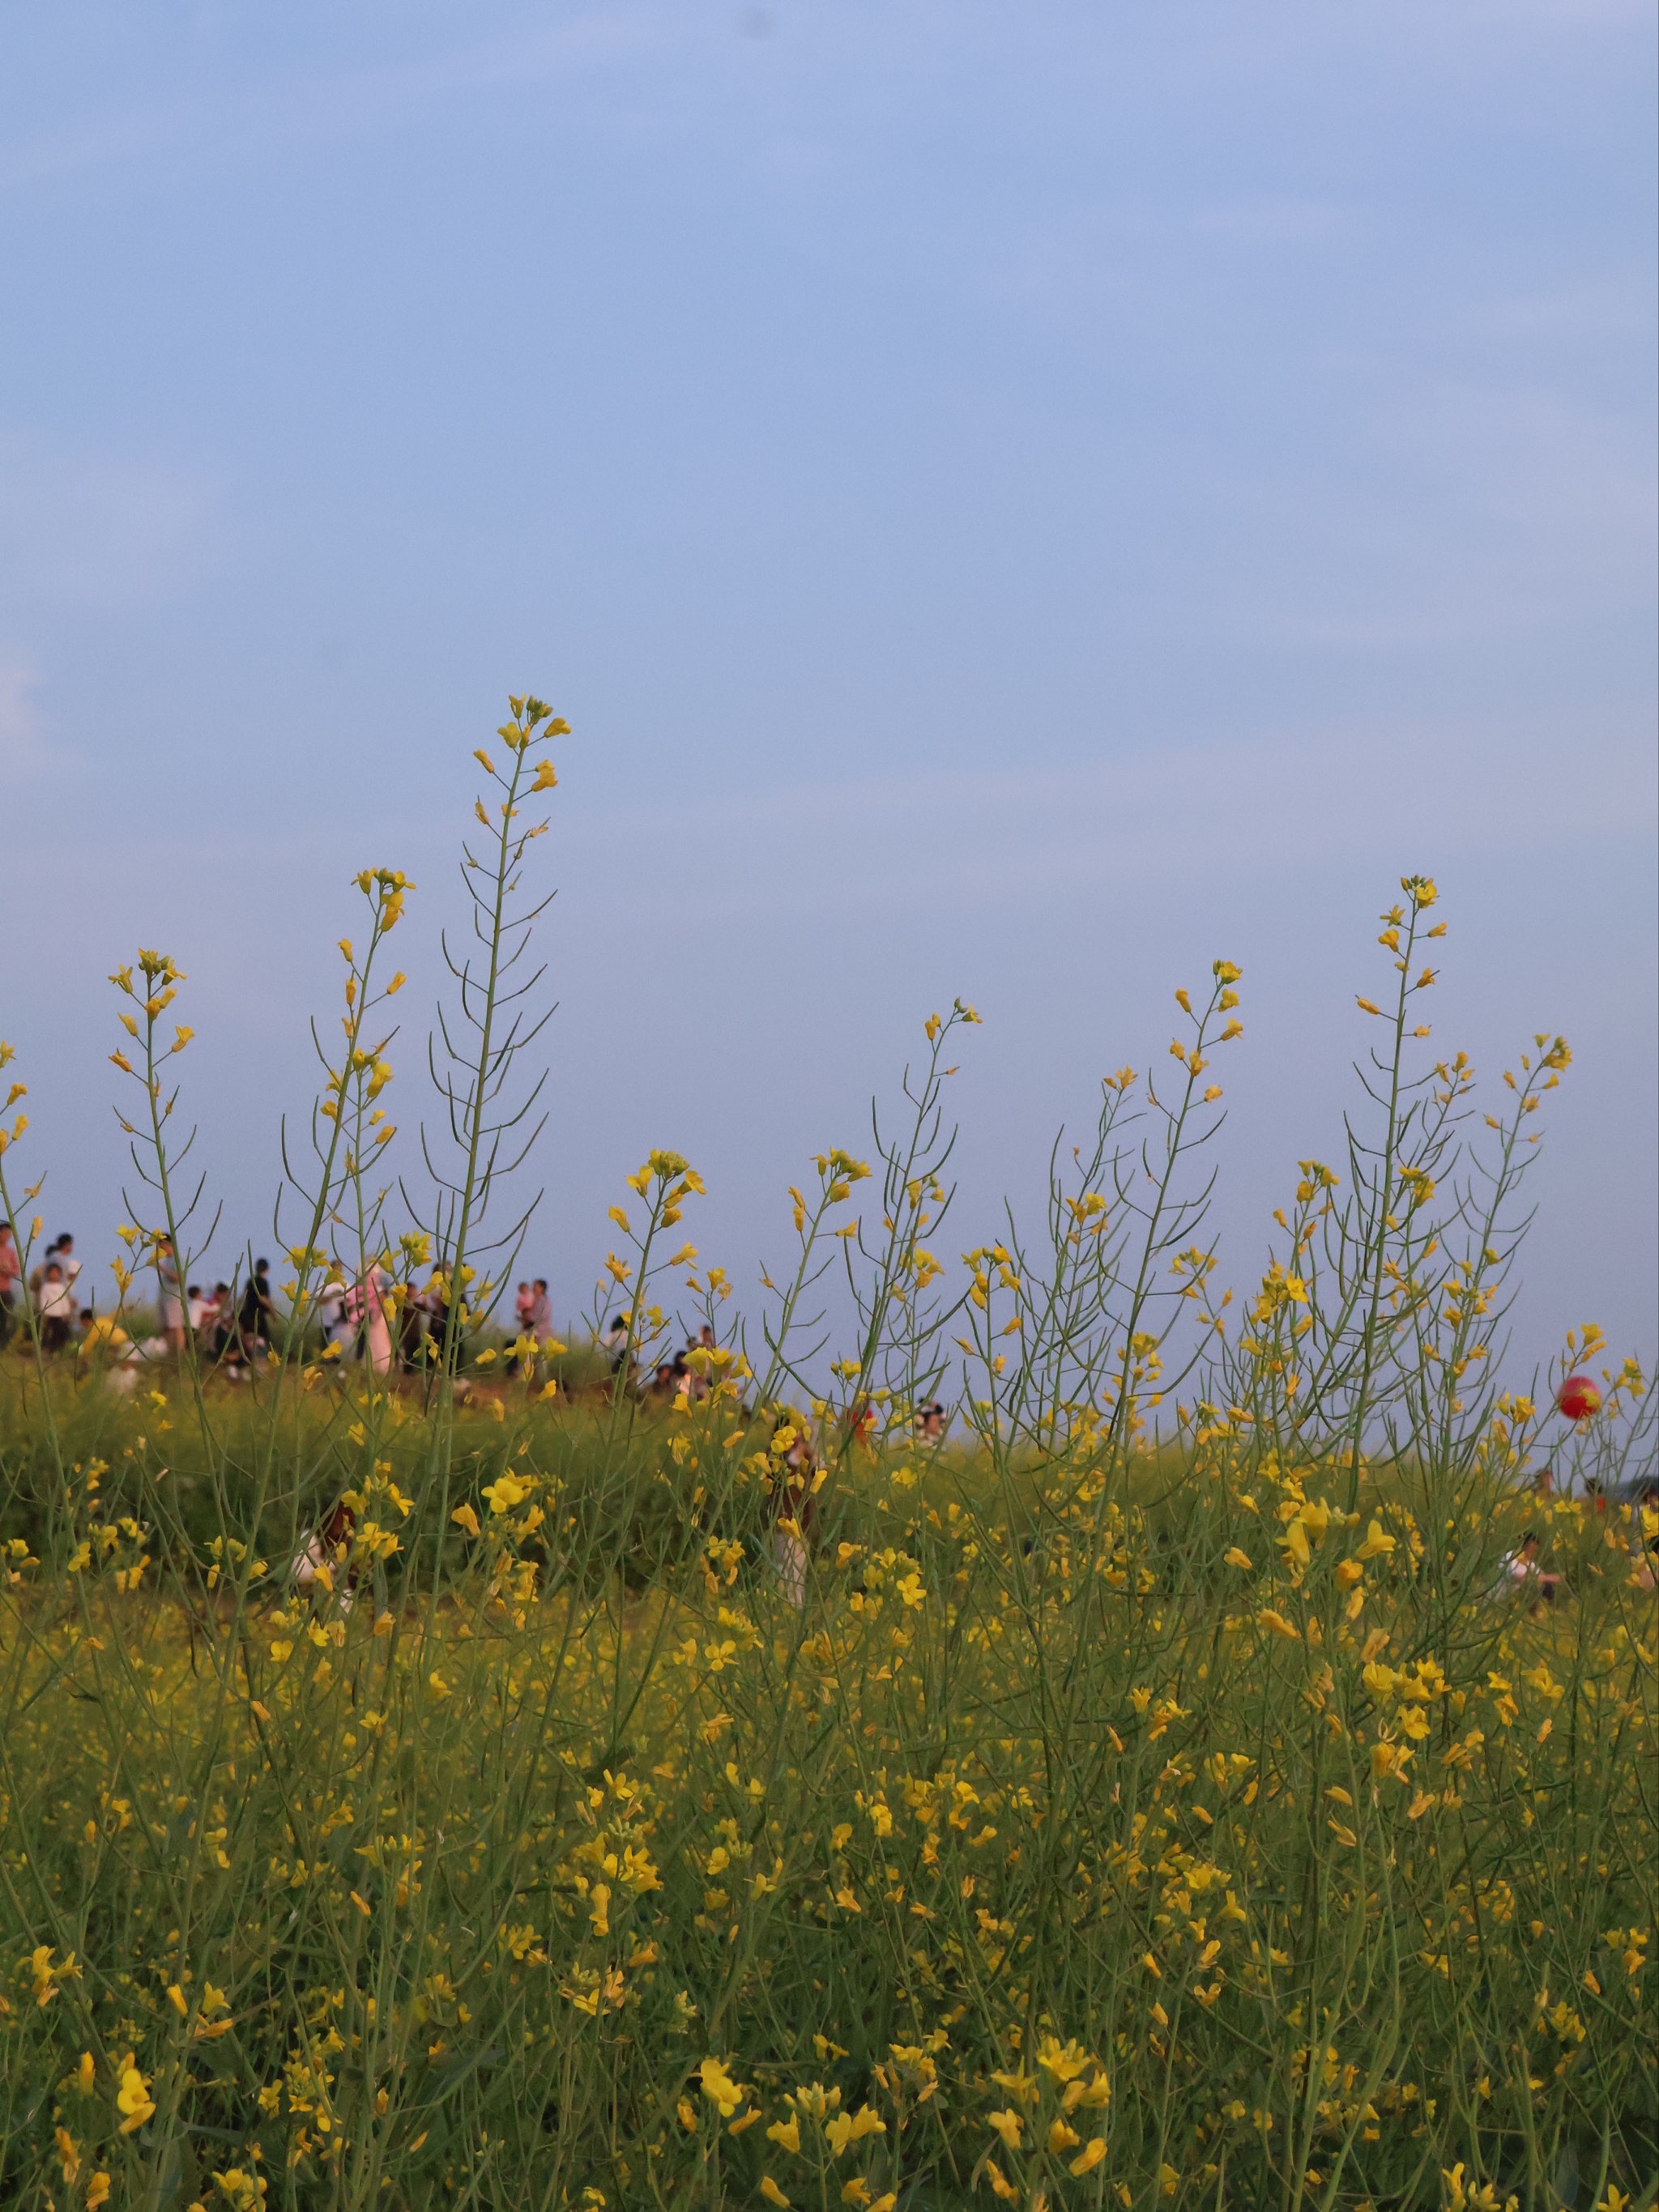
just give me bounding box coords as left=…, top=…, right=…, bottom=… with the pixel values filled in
left=0, top=1220, right=20, bottom=1349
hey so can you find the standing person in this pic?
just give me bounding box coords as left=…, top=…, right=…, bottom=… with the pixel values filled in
left=339, top=1275, right=365, bottom=1360
left=603, top=1313, right=633, bottom=1389
left=186, top=1285, right=208, bottom=1339
left=770, top=1414, right=819, bottom=1610
left=29, top=1233, right=78, bottom=1300
left=680, top=1338, right=710, bottom=1403
left=419, top=1267, right=461, bottom=1372
left=155, top=1236, right=187, bottom=1356
left=237, top=1259, right=277, bottom=1362
left=508, top=1279, right=535, bottom=1376
left=360, top=1264, right=395, bottom=1376
left=28, top=1234, right=63, bottom=1302
left=507, top=1277, right=552, bottom=1379
left=0, top=1219, right=20, bottom=1349
left=37, top=1262, right=75, bottom=1353
left=313, top=1272, right=347, bottom=1357
left=396, top=1272, right=427, bottom=1370
left=207, top=1284, right=236, bottom=1364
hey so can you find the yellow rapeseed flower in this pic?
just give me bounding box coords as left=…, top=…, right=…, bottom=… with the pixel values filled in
left=116, top=2057, right=155, bottom=2133
left=698, top=2056, right=744, bottom=2117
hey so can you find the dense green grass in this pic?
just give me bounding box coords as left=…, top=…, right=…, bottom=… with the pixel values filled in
left=0, top=1351, right=1653, bottom=2212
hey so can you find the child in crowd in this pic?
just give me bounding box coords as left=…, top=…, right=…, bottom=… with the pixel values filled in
left=36, top=1261, right=75, bottom=1353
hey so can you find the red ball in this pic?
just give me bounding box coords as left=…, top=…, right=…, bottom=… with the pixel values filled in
left=1557, top=1373, right=1601, bottom=1422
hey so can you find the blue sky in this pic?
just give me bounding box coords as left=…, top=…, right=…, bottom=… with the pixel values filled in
left=2, top=0, right=1654, bottom=1373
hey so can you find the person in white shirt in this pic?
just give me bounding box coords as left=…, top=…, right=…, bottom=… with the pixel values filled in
left=313, top=1276, right=348, bottom=1354
left=36, top=1262, right=75, bottom=1353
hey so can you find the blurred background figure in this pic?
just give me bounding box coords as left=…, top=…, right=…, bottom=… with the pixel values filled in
left=237, top=1258, right=278, bottom=1365
left=0, top=1221, right=20, bottom=1349
left=914, top=1400, right=947, bottom=1447
left=36, top=1259, right=75, bottom=1352
left=155, top=1235, right=187, bottom=1355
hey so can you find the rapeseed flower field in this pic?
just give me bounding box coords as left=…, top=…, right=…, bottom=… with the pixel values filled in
left=0, top=703, right=1653, bottom=2210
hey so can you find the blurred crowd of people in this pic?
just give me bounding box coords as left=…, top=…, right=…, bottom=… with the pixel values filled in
left=0, top=1222, right=293, bottom=1375
left=0, top=1225, right=87, bottom=1353
left=0, top=1220, right=562, bottom=1383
